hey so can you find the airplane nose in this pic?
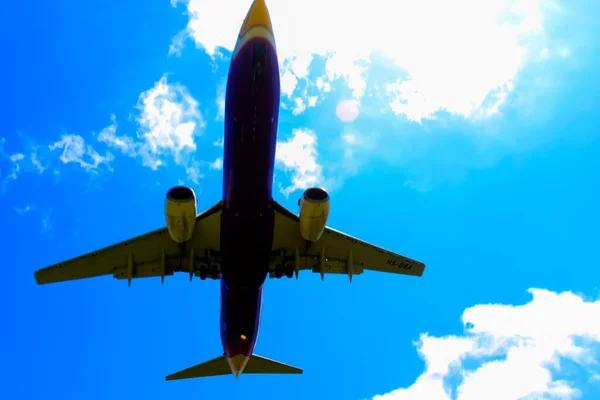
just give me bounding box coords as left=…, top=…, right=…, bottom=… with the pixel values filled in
left=227, top=354, right=250, bottom=378
left=240, top=0, right=273, bottom=36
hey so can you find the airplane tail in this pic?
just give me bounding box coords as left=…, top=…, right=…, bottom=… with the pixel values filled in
left=166, top=354, right=303, bottom=380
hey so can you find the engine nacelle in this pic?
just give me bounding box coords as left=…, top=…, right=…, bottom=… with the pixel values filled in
left=165, top=186, right=197, bottom=243
left=298, top=187, right=330, bottom=242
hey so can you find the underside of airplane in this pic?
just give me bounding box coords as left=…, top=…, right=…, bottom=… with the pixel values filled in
left=35, top=187, right=425, bottom=379
left=33, top=0, right=426, bottom=380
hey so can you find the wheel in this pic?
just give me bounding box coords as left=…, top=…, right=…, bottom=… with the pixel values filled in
left=210, top=264, right=219, bottom=280
left=275, top=264, right=283, bottom=279
left=285, top=263, right=294, bottom=278
left=200, top=263, right=208, bottom=280
left=199, top=264, right=208, bottom=280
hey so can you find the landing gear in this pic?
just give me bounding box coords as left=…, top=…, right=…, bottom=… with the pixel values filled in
left=284, top=263, right=294, bottom=279
left=274, top=263, right=295, bottom=279
left=210, top=263, right=220, bottom=280
left=199, top=263, right=208, bottom=280
left=197, top=263, right=220, bottom=280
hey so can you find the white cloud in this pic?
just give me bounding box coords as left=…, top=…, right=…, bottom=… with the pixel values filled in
left=15, top=204, right=35, bottom=215
left=315, top=77, right=331, bottom=93
left=213, top=137, right=224, bottom=147
left=97, top=116, right=136, bottom=156
left=97, top=75, right=206, bottom=183
left=3, top=75, right=208, bottom=191
left=210, top=157, right=223, bottom=170
left=10, top=153, right=24, bottom=162
left=173, top=0, right=562, bottom=121
left=185, top=162, right=204, bottom=184
left=2, top=138, right=72, bottom=194
left=215, top=84, right=226, bottom=120
left=14, top=204, right=53, bottom=236
left=49, top=134, right=114, bottom=172
left=31, top=152, right=45, bottom=173
left=281, top=68, right=298, bottom=98
left=313, top=129, right=373, bottom=192
left=292, top=97, right=306, bottom=115
left=1, top=122, right=126, bottom=196
left=275, top=128, right=322, bottom=196
left=135, top=75, right=205, bottom=169
left=168, top=29, right=188, bottom=57
left=371, top=288, right=600, bottom=400
left=41, top=213, right=52, bottom=233
left=11, top=199, right=52, bottom=234
left=1, top=152, right=23, bottom=193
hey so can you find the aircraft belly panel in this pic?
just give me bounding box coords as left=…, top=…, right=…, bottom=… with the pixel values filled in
left=223, top=37, right=280, bottom=215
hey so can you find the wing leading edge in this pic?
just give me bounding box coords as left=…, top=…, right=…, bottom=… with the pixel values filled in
left=34, top=202, right=223, bottom=286
left=270, top=201, right=425, bottom=281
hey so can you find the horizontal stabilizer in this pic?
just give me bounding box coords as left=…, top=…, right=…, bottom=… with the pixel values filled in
left=166, top=355, right=231, bottom=380
left=166, top=354, right=303, bottom=381
left=244, top=354, right=303, bottom=375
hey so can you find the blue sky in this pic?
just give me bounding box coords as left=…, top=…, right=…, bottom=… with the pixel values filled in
left=2, top=0, right=600, bottom=399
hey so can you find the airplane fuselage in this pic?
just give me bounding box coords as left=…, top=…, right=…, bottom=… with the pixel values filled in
left=219, top=21, right=280, bottom=369
left=31, top=0, right=426, bottom=382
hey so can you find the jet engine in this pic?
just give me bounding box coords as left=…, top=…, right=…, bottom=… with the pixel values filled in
left=298, top=187, right=330, bottom=242
left=165, top=186, right=197, bottom=243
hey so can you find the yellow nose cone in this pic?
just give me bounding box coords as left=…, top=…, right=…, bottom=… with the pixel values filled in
left=240, top=0, right=273, bottom=36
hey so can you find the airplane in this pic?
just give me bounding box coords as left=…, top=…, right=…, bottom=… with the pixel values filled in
left=33, top=0, right=426, bottom=380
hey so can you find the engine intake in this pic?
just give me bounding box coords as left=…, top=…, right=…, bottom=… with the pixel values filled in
left=165, top=186, right=197, bottom=243
left=298, top=187, right=330, bottom=242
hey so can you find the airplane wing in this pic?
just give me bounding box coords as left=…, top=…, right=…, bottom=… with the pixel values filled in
left=269, top=201, right=425, bottom=281
left=34, top=202, right=224, bottom=286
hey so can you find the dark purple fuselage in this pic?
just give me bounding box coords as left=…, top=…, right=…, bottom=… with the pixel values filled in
left=219, top=33, right=280, bottom=359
